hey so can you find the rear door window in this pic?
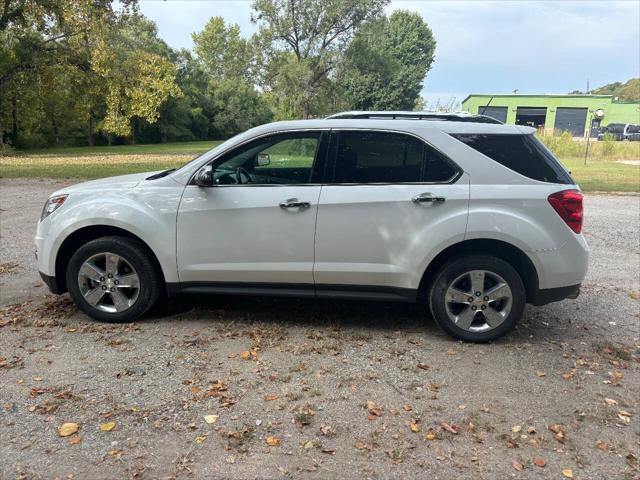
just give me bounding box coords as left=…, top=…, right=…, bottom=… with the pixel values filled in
left=331, top=131, right=459, bottom=184
left=452, top=133, right=573, bottom=184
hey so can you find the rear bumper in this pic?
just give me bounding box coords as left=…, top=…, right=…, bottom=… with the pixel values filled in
left=530, top=283, right=581, bottom=306
left=39, top=271, right=62, bottom=294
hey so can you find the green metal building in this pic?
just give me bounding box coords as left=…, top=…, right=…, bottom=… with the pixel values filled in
left=461, top=94, right=640, bottom=137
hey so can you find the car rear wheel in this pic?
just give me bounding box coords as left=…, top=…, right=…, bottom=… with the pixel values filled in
left=429, top=255, right=526, bottom=342
left=66, top=236, right=162, bottom=323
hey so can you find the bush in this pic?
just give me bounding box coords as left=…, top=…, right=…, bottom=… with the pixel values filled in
left=537, top=131, right=640, bottom=160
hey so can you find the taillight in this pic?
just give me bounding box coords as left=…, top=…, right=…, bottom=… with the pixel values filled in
left=548, top=189, right=583, bottom=234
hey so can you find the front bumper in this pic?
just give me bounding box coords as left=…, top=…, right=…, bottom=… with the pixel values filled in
left=530, top=283, right=581, bottom=306
left=39, top=271, right=62, bottom=294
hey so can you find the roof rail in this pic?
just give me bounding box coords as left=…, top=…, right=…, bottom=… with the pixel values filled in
left=326, top=111, right=503, bottom=124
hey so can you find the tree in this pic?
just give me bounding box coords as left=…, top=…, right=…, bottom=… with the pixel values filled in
left=252, top=0, right=389, bottom=118
left=570, top=78, right=640, bottom=103
left=192, top=17, right=254, bottom=82
left=192, top=17, right=272, bottom=137
left=1, top=2, right=180, bottom=146
left=337, top=10, right=436, bottom=110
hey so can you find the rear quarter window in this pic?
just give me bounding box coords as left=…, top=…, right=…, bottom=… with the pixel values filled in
left=452, top=133, right=574, bottom=184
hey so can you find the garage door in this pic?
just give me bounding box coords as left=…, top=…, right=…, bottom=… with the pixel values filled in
left=555, top=108, right=587, bottom=137
left=477, top=106, right=507, bottom=123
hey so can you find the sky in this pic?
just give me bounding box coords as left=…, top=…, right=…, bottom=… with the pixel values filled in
left=139, top=0, right=640, bottom=108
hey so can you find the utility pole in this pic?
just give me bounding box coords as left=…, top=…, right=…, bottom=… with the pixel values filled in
left=584, top=111, right=594, bottom=165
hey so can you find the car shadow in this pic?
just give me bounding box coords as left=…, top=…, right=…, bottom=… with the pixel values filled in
left=140, top=293, right=585, bottom=345
left=145, top=292, right=444, bottom=336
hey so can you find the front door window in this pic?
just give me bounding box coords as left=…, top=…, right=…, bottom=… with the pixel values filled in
left=212, top=132, right=322, bottom=185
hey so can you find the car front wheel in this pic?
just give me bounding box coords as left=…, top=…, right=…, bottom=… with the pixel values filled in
left=429, top=255, right=526, bottom=342
left=66, top=236, right=162, bottom=323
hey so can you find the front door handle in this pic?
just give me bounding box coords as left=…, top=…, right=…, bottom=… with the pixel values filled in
left=279, top=198, right=311, bottom=209
left=412, top=193, right=446, bottom=204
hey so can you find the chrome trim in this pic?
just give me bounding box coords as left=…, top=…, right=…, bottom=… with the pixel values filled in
left=187, top=126, right=464, bottom=187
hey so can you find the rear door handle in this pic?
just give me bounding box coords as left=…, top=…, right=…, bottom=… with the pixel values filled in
left=412, top=193, right=446, bottom=204
left=279, top=198, right=311, bottom=209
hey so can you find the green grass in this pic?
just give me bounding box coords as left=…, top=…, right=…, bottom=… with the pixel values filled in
left=559, top=157, right=639, bottom=192
left=23, top=140, right=219, bottom=156
left=1, top=139, right=639, bottom=192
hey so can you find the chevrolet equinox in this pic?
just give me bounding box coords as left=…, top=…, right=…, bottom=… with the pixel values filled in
left=35, top=113, right=589, bottom=341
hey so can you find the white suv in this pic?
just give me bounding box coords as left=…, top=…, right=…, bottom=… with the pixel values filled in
left=35, top=114, right=589, bottom=341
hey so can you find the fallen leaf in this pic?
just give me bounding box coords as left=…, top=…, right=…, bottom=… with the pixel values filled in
left=68, top=436, right=81, bottom=445
left=425, top=430, right=437, bottom=440
left=533, top=457, right=546, bottom=468
left=535, top=371, right=546, bottom=377
left=266, top=436, right=280, bottom=447
left=403, top=404, right=412, bottom=412
left=512, top=460, right=524, bottom=471
left=630, top=291, right=639, bottom=300
left=512, top=425, right=522, bottom=433
left=195, top=436, right=206, bottom=444
left=209, top=380, right=227, bottom=391
left=58, top=423, right=79, bottom=437
left=321, top=448, right=335, bottom=454
left=549, top=424, right=566, bottom=443
left=190, top=386, right=201, bottom=394
left=204, top=415, right=218, bottom=424
left=410, top=421, right=420, bottom=433
left=264, top=394, right=278, bottom=401
left=100, top=422, right=116, bottom=432
left=417, top=363, right=430, bottom=371
left=618, top=409, right=631, bottom=417
left=355, top=440, right=371, bottom=450
left=440, top=422, right=458, bottom=434
left=562, top=468, right=573, bottom=478
left=366, top=400, right=381, bottom=416
left=617, top=413, right=631, bottom=423
left=527, top=426, right=537, bottom=434
left=595, top=441, right=608, bottom=451
left=239, top=351, right=251, bottom=360
left=604, top=398, right=617, bottom=406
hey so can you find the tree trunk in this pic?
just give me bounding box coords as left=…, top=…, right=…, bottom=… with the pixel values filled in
left=0, top=121, right=5, bottom=150
left=11, top=93, right=18, bottom=146
left=130, top=118, right=136, bottom=144
left=86, top=116, right=94, bottom=146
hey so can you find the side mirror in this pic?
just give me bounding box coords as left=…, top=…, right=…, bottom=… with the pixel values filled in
left=256, top=153, right=271, bottom=167
left=193, top=165, right=214, bottom=187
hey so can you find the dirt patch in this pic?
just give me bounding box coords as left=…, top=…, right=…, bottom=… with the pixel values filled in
left=1, top=178, right=639, bottom=479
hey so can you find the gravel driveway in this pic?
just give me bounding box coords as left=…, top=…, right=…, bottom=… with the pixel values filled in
left=1, top=178, right=639, bottom=480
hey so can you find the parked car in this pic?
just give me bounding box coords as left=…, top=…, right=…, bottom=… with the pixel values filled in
left=626, top=124, right=640, bottom=141
left=598, top=123, right=640, bottom=141
left=35, top=114, right=589, bottom=342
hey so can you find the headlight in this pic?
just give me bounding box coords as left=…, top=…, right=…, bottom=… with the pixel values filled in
left=41, top=194, right=68, bottom=221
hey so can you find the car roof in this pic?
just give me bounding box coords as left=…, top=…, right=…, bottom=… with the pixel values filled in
left=242, top=118, right=534, bottom=136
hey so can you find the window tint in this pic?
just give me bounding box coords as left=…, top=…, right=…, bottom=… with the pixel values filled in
left=424, top=147, right=458, bottom=182
left=212, top=132, right=321, bottom=185
left=452, top=133, right=573, bottom=184
left=332, top=131, right=456, bottom=183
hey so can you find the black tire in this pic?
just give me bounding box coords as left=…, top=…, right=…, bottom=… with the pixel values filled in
left=428, top=254, right=526, bottom=342
left=66, top=236, right=162, bottom=323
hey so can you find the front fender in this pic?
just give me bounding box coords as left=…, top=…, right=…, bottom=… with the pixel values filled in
left=38, top=185, right=181, bottom=283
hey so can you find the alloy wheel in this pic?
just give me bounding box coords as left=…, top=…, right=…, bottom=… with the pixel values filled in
left=444, top=269, right=513, bottom=332
left=77, top=252, right=140, bottom=313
